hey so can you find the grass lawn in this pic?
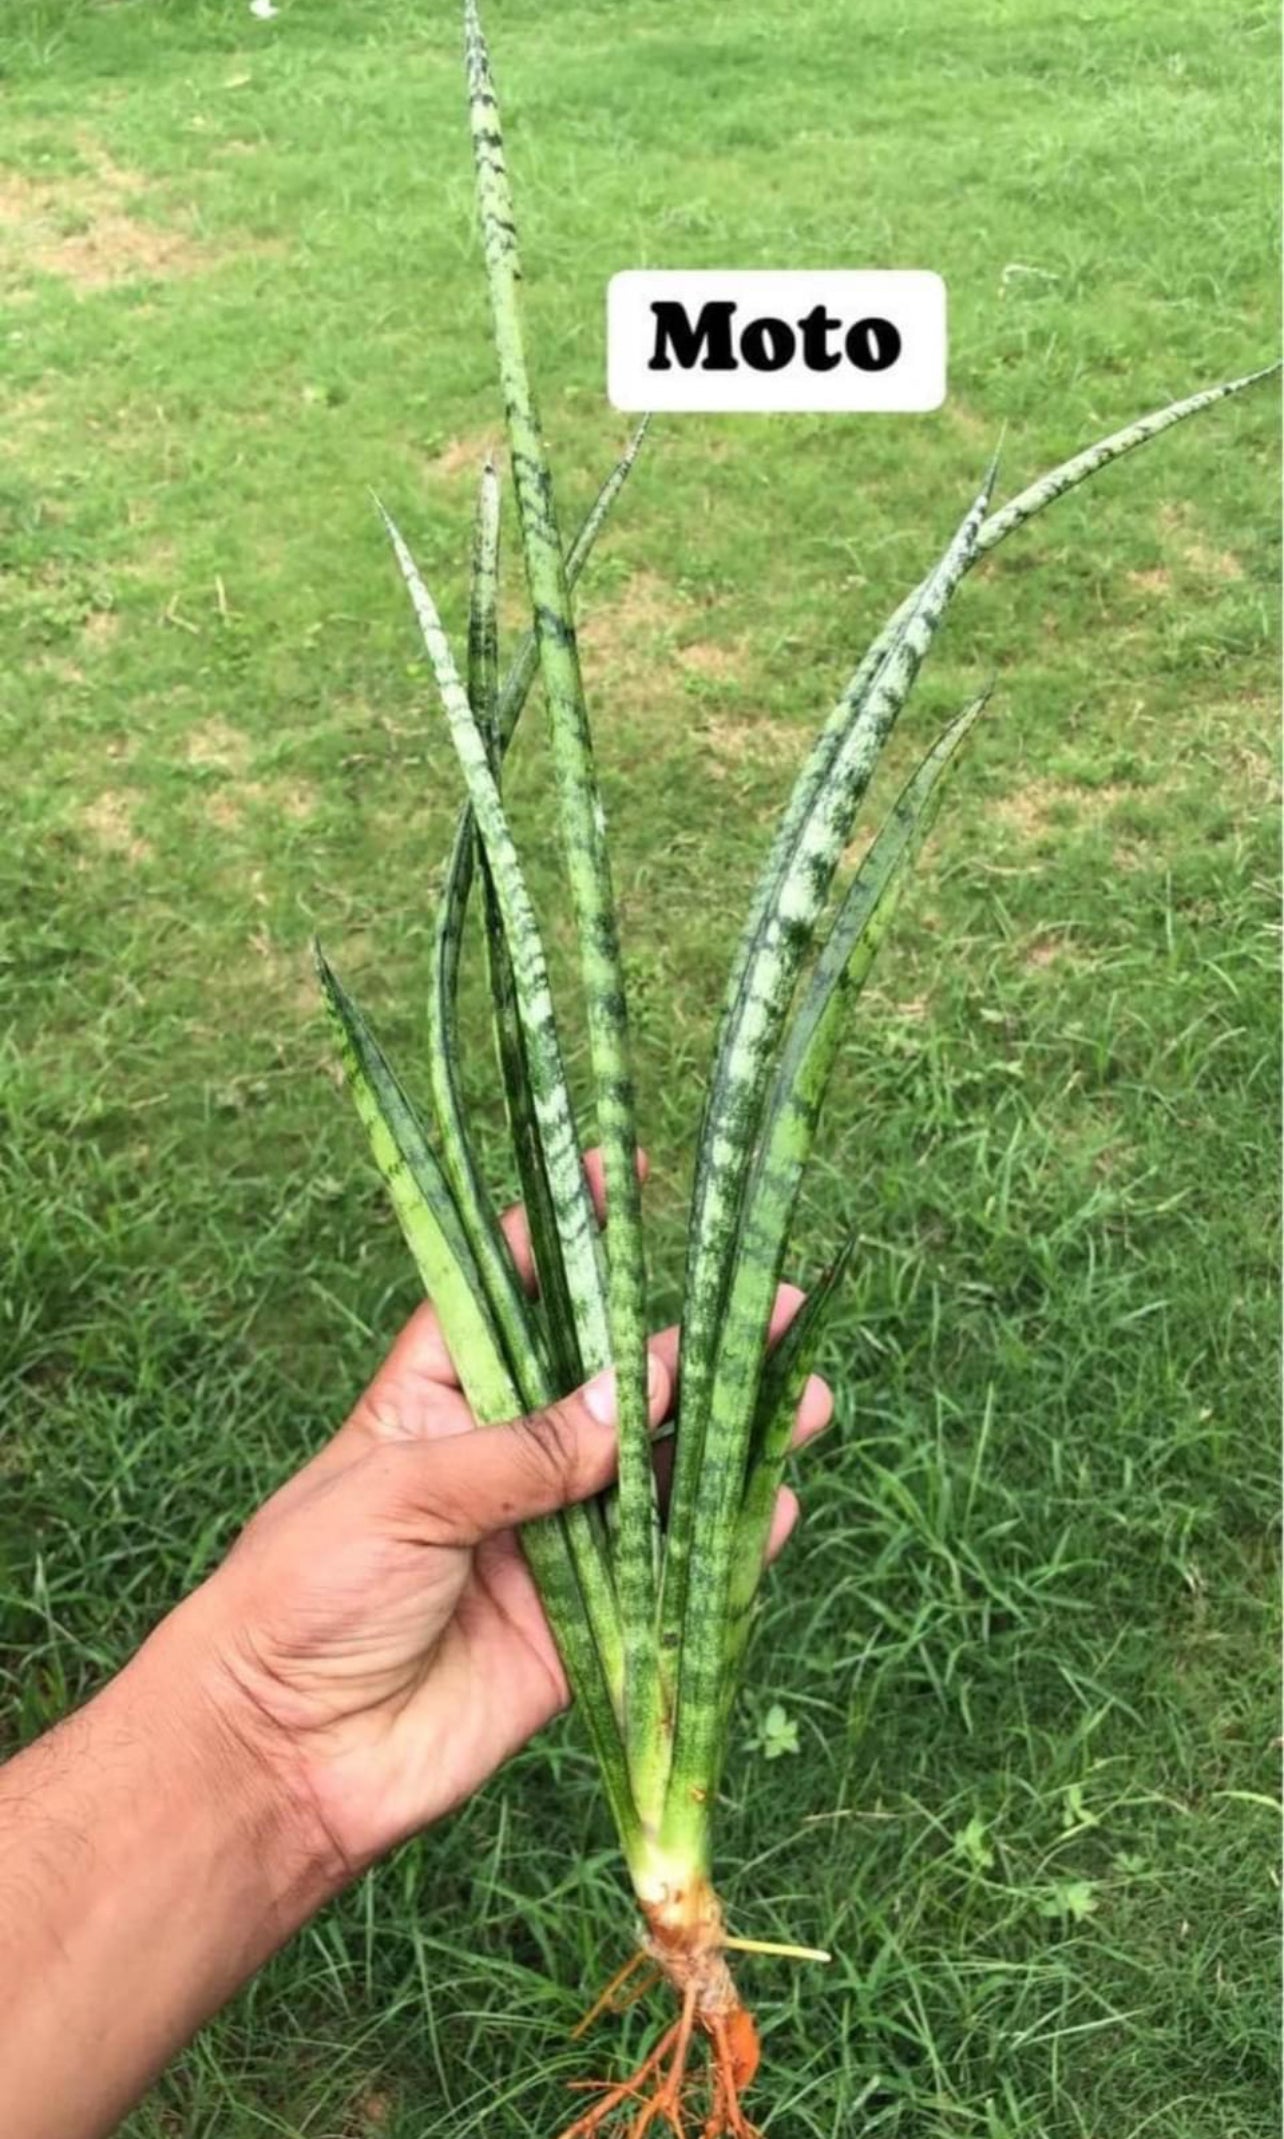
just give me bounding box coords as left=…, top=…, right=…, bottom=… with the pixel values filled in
left=1, top=0, right=1279, bottom=2132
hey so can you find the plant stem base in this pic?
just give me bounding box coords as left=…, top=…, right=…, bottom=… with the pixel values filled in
left=558, top=1879, right=761, bottom=2138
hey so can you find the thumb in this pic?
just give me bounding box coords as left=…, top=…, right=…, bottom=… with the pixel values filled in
left=398, top=1349, right=673, bottom=1545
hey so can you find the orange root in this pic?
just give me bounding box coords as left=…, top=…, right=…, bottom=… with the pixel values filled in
left=558, top=1956, right=762, bottom=2139
left=701, top=2011, right=762, bottom=2139
left=559, top=2018, right=683, bottom=2138
left=571, top=1952, right=662, bottom=2041
left=559, top=1875, right=769, bottom=2138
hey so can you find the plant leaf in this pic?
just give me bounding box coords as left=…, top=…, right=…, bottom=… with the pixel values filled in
left=660, top=468, right=996, bottom=1727
left=379, top=501, right=611, bottom=1367
left=402, top=459, right=547, bottom=1396
left=471, top=465, right=586, bottom=1390
left=316, top=941, right=633, bottom=1812
left=464, top=0, right=660, bottom=1807
left=666, top=690, right=990, bottom=1819
left=815, top=365, right=1280, bottom=770
left=372, top=520, right=648, bottom=1730
left=423, top=426, right=649, bottom=1404
left=315, top=940, right=522, bottom=1420
left=716, top=1227, right=858, bottom=1734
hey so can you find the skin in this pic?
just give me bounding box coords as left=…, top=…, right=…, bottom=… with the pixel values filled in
left=0, top=1153, right=831, bottom=2139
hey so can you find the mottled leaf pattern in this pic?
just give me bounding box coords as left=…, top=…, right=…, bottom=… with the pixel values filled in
left=314, top=944, right=634, bottom=1828
left=319, top=0, right=1274, bottom=1902
left=660, top=464, right=997, bottom=1713
left=663, top=692, right=991, bottom=1834
left=465, top=0, right=663, bottom=1809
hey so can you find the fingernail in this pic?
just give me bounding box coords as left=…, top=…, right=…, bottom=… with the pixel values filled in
left=804, top=1373, right=835, bottom=1431
left=583, top=1368, right=618, bottom=1426
left=646, top=1351, right=666, bottom=1411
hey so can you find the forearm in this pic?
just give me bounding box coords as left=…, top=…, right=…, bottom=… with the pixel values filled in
left=0, top=1594, right=344, bottom=2139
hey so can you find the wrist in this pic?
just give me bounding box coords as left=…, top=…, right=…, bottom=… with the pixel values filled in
left=0, top=1585, right=351, bottom=2139
left=127, top=1582, right=353, bottom=1924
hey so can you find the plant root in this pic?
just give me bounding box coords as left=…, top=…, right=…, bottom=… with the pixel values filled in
left=559, top=2014, right=685, bottom=2138
left=571, top=1953, right=663, bottom=2041
left=701, top=2011, right=761, bottom=2139
left=557, top=1993, right=760, bottom=2139
left=559, top=1884, right=764, bottom=2139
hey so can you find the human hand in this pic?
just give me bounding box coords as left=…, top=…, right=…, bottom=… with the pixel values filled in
left=174, top=1153, right=833, bottom=1890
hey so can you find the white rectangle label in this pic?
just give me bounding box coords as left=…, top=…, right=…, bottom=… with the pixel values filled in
left=607, top=270, right=946, bottom=414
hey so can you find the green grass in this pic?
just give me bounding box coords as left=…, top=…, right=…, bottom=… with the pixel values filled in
left=1, top=0, right=1278, bottom=2132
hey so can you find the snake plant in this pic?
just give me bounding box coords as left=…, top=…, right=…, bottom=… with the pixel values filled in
left=318, top=5, right=1275, bottom=2128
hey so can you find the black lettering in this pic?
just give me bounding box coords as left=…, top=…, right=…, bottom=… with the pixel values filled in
left=648, top=301, right=738, bottom=372
left=739, top=316, right=795, bottom=372
left=844, top=317, right=901, bottom=372
left=797, top=303, right=843, bottom=370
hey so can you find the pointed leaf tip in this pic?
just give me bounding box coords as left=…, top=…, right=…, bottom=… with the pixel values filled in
left=983, top=423, right=1008, bottom=498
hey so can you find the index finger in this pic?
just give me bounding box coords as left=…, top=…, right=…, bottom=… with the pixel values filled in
left=501, top=1145, right=648, bottom=1293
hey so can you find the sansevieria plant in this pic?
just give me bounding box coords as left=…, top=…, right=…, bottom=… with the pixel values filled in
left=317, top=6, right=1275, bottom=2130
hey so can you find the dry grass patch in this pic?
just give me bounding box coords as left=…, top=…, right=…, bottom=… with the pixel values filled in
left=80, top=788, right=151, bottom=862
left=944, top=396, right=995, bottom=447
left=675, top=637, right=750, bottom=682
left=1158, top=501, right=1245, bottom=582
left=580, top=569, right=682, bottom=662
left=991, top=777, right=1135, bottom=839
left=424, top=433, right=497, bottom=479
left=186, top=717, right=253, bottom=773
left=700, top=712, right=802, bottom=778
left=1110, top=840, right=1152, bottom=873
left=1125, top=507, right=1247, bottom=598
left=577, top=569, right=692, bottom=717
left=0, top=385, right=54, bottom=446
left=1023, top=934, right=1073, bottom=970
left=1125, top=565, right=1174, bottom=598
left=0, top=142, right=214, bottom=292
left=38, top=654, right=88, bottom=687
left=201, top=775, right=318, bottom=832
left=183, top=720, right=320, bottom=828
left=81, top=609, right=121, bottom=649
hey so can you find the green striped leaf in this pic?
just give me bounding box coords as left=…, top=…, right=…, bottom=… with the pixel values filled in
left=482, top=858, right=583, bottom=1390
left=813, top=365, right=1280, bottom=772
left=464, top=0, right=661, bottom=1809
left=723, top=694, right=990, bottom=1711
left=317, top=941, right=633, bottom=1811
left=978, top=364, right=1278, bottom=558
left=377, top=511, right=647, bottom=1719
left=493, top=416, right=651, bottom=758
left=662, top=690, right=991, bottom=1836
left=380, top=501, right=611, bottom=1366
left=470, top=466, right=586, bottom=1390
left=658, top=365, right=1278, bottom=1712
left=717, top=1228, right=859, bottom=1730
left=423, top=425, right=649, bottom=1374
left=315, top=940, right=523, bottom=1422
left=744, top=1229, right=859, bottom=1497
left=468, top=456, right=502, bottom=751
left=660, top=465, right=996, bottom=1700
left=405, top=461, right=546, bottom=1398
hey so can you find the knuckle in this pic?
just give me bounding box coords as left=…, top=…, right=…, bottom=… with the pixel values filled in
left=379, top=1443, right=449, bottom=1526
left=512, top=1402, right=578, bottom=1496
